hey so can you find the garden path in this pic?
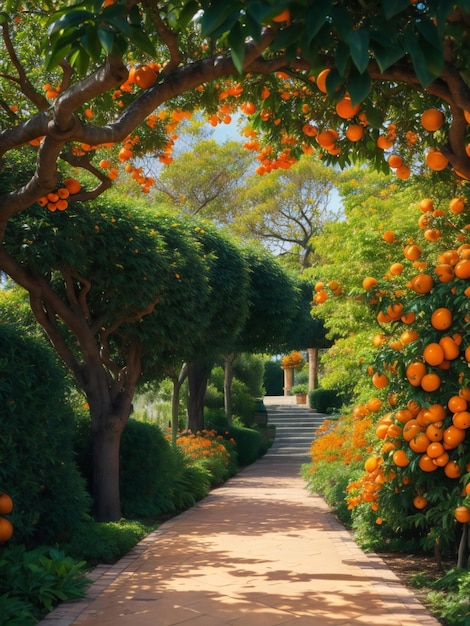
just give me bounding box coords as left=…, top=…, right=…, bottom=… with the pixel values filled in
left=40, top=397, right=441, bottom=626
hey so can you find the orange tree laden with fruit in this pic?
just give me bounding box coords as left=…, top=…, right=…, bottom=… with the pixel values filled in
left=3, top=1, right=470, bottom=525
left=314, top=190, right=470, bottom=566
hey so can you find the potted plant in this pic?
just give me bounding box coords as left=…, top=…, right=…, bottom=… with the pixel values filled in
left=290, top=383, right=309, bottom=405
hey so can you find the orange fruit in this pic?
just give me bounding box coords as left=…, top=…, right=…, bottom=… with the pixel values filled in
left=365, top=456, right=379, bottom=472
left=426, top=149, right=448, bottom=171
left=431, top=307, right=452, bottom=330
left=363, top=276, right=378, bottom=290
left=426, top=423, right=443, bottom=441
left=452, top=411, right=470, bottom=429
left=409, top=433, right=431, bottom=453
left=406, top=361, right=426, bottom=386
left=454, top=505, right=470, bottom=523
left=424, top=228, right=441, bottom=242
left=314, top=281, right=325, bottom=292
left=448, top=395, right=468, bottom=413
left=401, top=311, right=416, bottom=324
left=389, top=263, right=404, bottom=277
left=454, top=259, right=470, bottom=279
left=372, top=372, right=389, bottom=389
left=460, top=387, right=470, bottom=401
left=134, top=65, right=157, bottom=89
left=434, top=264, right=454, bottom=283
left=336, top=95, right=361, bottom=119
left=396, top=165, right=411, bottom=180
left=419, top=198, right=434, bottom=212
left=420, top=373, right=441, bottom=392
left=409, top=273, right=433, bottom=294
left=449, top=197, right=465, bottom=214
left=404, top=244, right=422, bottom=261
left=442, top=425, right=466, bottom=449
left=403, top=419, right=424, bottom=441
left=388, top=154, right=404, bottom=169
left=393, top=449, right=410, bottom=467
left=427, top=441, right=445, bottom=458
left=413, top=495, right=428, bottom=509
left=317, top=129, right=337, bottom=148
left=63, top=178, right=81, bottom=194
left=0, top=494, right=13, bottom=515
left=444, top=460, right=462, bottom=478
left=395, top=409, right=413, bottom=424
left=345, top=124, right=364, bottom=141
left=433, top=452, right=449, bottom=467
left=367, top=397, right=383, bottom=413
left=400, top=330, right=419, bottom=345
left=421, top=108, right=445, bottom=131
left=382, top=230, right=396, bottom=243
left=316, top=69, right=330, bottom=93
left=439, top=336, right=460, bottom=360
left=423, top=343, right=445, bottom=366
left=419, top=454, right=438, bottom=472
left=377, top=135, right=394, bottom=150
left=0, top=517, right=13, bottom=542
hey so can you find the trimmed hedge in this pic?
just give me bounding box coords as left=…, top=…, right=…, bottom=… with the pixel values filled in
left=0, top=323, right=90, bottom=546
left=309, top=388, right=343, bottom=414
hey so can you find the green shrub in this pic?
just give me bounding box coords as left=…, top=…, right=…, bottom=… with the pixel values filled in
left=233, top=353, right=265, bottom=397
left=309, top=388, right=343, bottom=413
left=231, top=379, right=256, bottom=426
left=60, top=519, right=155, bottom=565
left=224, top=421, right=262, bottom=466
left=204, top=383, right=224, bottom=409
left=264, top=359, right=284, bottom=395
left=74, top=416, right=210, bottom=518
left=0, top=323, right=90, bottom=546
left=0, top=545, right=89, bottom=622
left=302, top=460, right=361, bottom=527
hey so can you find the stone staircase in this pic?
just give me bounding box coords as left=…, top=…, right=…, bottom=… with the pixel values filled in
left=262, top=396, right=329, bottom=466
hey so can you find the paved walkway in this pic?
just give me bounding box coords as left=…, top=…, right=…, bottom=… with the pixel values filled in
left=41, top=397, right=441, bottom=626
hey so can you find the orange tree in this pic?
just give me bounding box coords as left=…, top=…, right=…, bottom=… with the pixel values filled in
left=315, top=188, right=470, bottom=565
left=3, top=1, right=470, bottom=525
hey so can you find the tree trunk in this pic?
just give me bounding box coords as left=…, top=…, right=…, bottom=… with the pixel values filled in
left=91, top=414, right=125, bottom=521
left=224, top=353, right=235, bottom=418
left=171, top=363, right=188, bottom=445
left=457, top=523, right=469, bottom=569
left=187, top=361, right=212, bottom=432
left=308, top=347, right=318, bottom=391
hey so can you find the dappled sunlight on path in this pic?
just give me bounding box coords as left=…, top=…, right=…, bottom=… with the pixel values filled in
left=41, top=398, right=441, bottom=626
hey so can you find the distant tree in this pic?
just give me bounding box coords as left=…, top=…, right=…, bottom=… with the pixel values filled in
left=152, top=140, right=255, bottom=221
left=234, top=157, right=338, bottom=270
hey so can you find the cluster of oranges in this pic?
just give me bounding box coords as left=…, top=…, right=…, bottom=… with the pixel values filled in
left=0, top=492, right=13, bottom=543
left=36, top=178, right=81, bottom=211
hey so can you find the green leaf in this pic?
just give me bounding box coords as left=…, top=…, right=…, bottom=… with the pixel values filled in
left=228, top=22, right=245, bottom=74
left=48, top=10, right=94, bottom=36
left=370, top=38, right=405, bottom=72
left=81, top=24, right=102, bottom=60
left=0, top=12, right=9, bottom=24
left=129, top=25, right=156, bottom=57
left=69, top=47, right=90, bottom=76
left=404, top=26, right=437, bottom=86
left=330, top=6, right=353, bottom=41
left=246, top=0, right=276, bottom=25
left=44, top=43, right=72, bottom=71
left=346, top=29, right=370, bottom=74
left=97, top=28, right=115, bottom=54
left=176, top=0, right=200, bottom=29
left=347, top=67, right=371, bottom=104
left=200, top=4, right=241, bottom=38
left=334, top=41, right=350, bottom=77
left=381, top=0, right=409, bottom=20
left=325, top=67, right=343, bottom=96
left=305, top=0, right=333, bottom=45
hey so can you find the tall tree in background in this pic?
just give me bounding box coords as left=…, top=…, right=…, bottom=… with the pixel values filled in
left=234, top=156, right=338, bottom=270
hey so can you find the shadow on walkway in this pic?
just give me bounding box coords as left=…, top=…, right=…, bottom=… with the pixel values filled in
left=41, top=398, right=441, bottom=626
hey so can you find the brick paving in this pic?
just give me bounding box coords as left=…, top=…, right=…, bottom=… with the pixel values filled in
left=40, top=397, right=442, bottom=626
